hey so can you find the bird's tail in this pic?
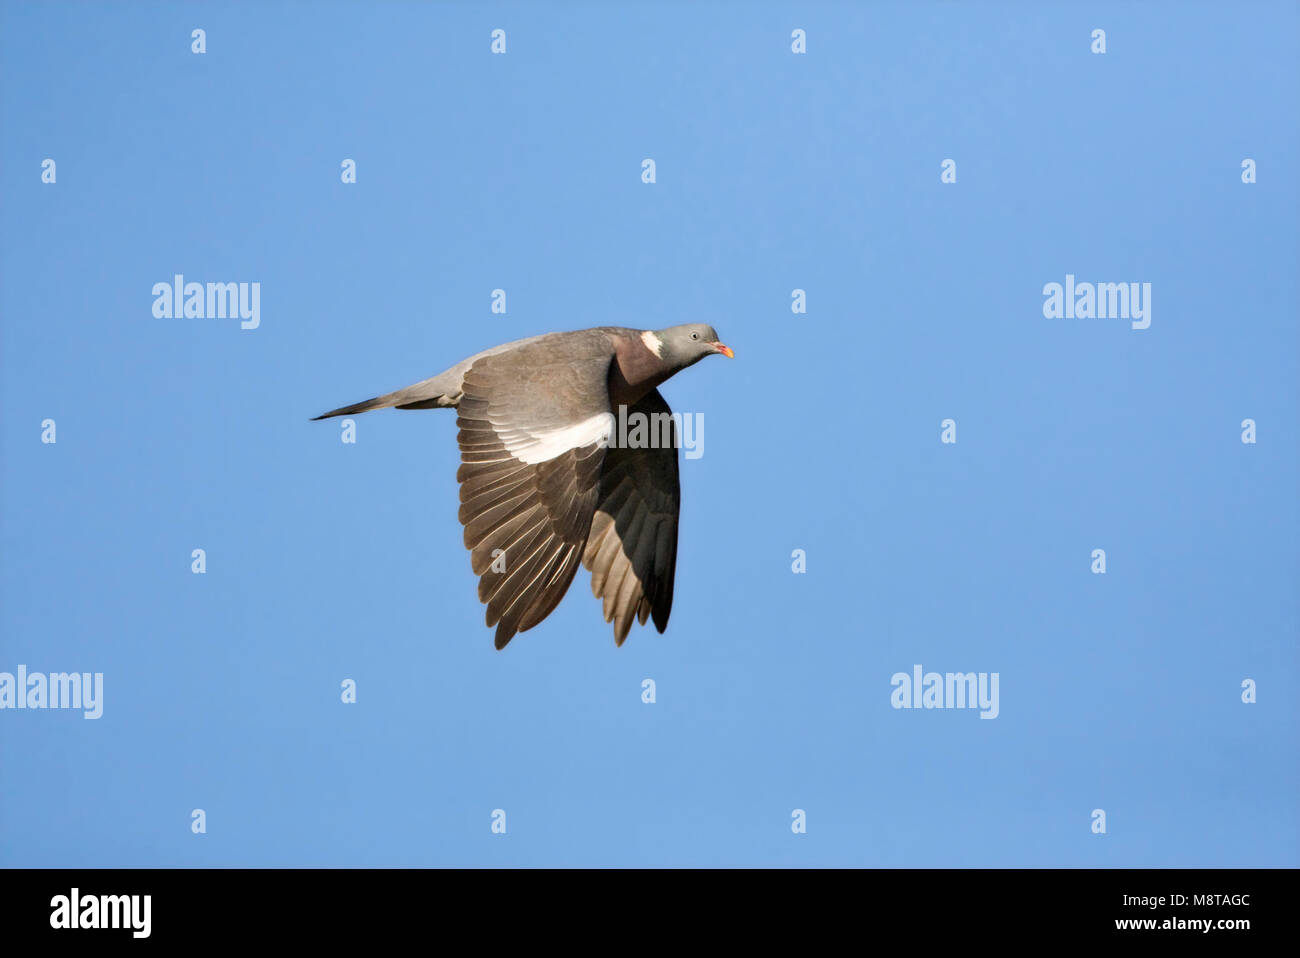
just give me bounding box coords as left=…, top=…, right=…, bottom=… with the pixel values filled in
left=311, top=394, right=397, bottom=420
left=311, top=373, right=463, bottom=420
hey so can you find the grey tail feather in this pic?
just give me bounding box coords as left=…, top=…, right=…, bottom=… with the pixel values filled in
left=311, top=374, right=462, bottom=421
left=311, top=395, right=392, bottom=420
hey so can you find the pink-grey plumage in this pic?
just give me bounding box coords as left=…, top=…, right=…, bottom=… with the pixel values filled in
left=314, top=324, right=733, bottom=648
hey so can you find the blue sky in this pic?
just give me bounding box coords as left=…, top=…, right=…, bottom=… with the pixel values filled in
left=1, top=1, right=1295, bottom=867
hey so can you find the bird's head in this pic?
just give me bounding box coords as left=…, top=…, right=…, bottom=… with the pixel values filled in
left=653, top=324, right=735, bottom=370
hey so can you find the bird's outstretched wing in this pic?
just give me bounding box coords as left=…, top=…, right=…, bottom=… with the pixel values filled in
left=455, top=341, right=615, bottom=648
left=583, top=389, right=681, bottom=645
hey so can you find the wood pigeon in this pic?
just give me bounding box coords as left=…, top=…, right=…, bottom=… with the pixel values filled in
left=314, top=325, right=733, bottom=648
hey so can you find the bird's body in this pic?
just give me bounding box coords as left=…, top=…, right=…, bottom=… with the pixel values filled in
left=314, top=324, right=732, bottom=648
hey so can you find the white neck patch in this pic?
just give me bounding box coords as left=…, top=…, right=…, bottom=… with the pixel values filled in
left=640, top=330, right=665, bottom=358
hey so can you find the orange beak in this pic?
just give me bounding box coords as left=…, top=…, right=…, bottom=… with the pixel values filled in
left=713, top=342, right=735, bottom=358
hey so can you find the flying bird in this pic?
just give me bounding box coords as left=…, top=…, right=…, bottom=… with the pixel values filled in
left=314, top=325, right=734, bottom=648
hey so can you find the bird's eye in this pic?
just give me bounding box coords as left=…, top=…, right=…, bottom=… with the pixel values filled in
left=691, top=332, right=699, bottom=340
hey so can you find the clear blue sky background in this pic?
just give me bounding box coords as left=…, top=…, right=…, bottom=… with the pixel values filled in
left=2, top=1, right=1296, bottom=867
